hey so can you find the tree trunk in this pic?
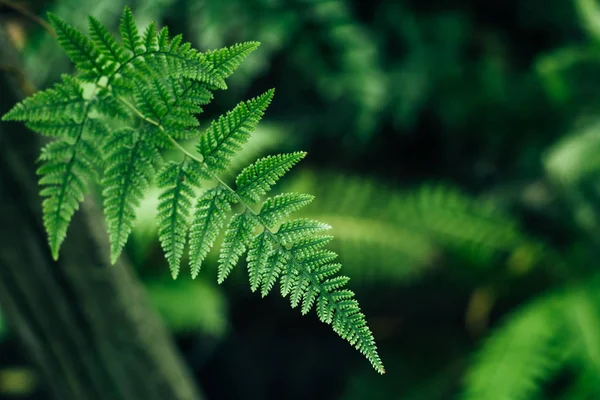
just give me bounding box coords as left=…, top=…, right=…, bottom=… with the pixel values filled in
left=0, top=26, right=204, bottom=400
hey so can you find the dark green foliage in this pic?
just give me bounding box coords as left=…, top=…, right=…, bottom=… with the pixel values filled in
left=2, top=6, right=384, bottom=374
left=462, top=295, right=565, bottom=400
left=282, top=171, right=540, bottom=282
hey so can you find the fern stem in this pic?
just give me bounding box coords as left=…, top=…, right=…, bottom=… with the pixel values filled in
left=118, top=97, right=160, bottom=126
left=168, top=137, right=205, bottom=163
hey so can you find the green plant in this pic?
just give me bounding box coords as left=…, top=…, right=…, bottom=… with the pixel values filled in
left=282, top=170, right=540, bottom=280
left=1, top=6, right=384, bottom=374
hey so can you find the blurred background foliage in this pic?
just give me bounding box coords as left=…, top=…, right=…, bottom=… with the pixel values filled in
left=3, top=0, right=600, bottom=399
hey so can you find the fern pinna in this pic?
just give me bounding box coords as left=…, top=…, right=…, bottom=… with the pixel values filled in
left=2, top=6, right=384, bottom=374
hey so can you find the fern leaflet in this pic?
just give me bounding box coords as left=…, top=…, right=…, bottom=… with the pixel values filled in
left=157, top=159, right=200, bottom=278
left=188, top=188, right=231, bottom=278
left=217, top=212, right=258, bottom=283
left=236, top=152, right=306, bottom=203
left=102, top=129, right=160, bottom=263
left=247, top=232, right=275, bottom=292
left=2, top=75, right=85, bottom=122
left=462, top=296, right=565, bottom=400
left=37, top=135, right=96, bottom=259
left=197, top=90, right=274, bottom=171
left=259, top=192, right=315, bottom=227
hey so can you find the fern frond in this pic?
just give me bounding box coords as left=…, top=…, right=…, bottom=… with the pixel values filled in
left=282, top=171, right=534, bottom=281
left=279, top=257, right=298, bottom=298
left=47, top=13, right=104, bottom=81
left=102, top=129, right=160, bottom=263
left=88, top=16, right=127, bottom=66
left=157, top=159, right=200, bottom=278
left=188, top=188, right=231, bottom=278
left=3, top=6, right=385, bottom=374
left=37, top=135, right=98, bottom=260
left=276, top=218, right=331, bottom=245
left=403, top=184, right=526, bottom=253
left=119, top=6, right=143, bottom=55
left=2, top=75, right=85, bottom=122
left=247, top=231, right=275, bottom=292
left=290, top=235, right=334, bottom=258
left=259, top=192, right=314, bottom=227
left=462, top=295, right=565, bottom=400
left=302, top=249, right=338, bottom=270
left=261, top=249, right=288, bottom=297
left=205, top=42, right=261, bottom=80
left=25, top=118, right=83, bottom=138
left=217, top=212, right=258, bottom=283
left=147, top=32, right=226, bottom=89
left=236, top=152, right=306, bottom=203
left=565, top=286, right=600, bottom=380
left=197, top=90, right=274, bottom=172
left=143, top=22, right=159, bottom=53
left=267, top=241, right=385, bottom=373
left=63, top=6, right=226, bottom=92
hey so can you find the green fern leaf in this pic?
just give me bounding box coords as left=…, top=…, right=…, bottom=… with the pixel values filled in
left=290, top=270, right=310, bottom=308
left=269, top=239, right=384, bottom=373
left=160, top=36, right=225, bottom=88
left=301, top=280, right=320, bottom=316
left=47, top=13, right=104, bottom=81
left=143, top=22, right=159, bottom=52
left=205, top=42, right=261, bottom=80
left=290, top=235, right=334, bottom=258
left=462, top=296, right=564, bottom=400
left=302, top=250, right=338, bottom=270
left=276, top=218, right=331, bottom=245
left=119, top=6, right=143, bottom=55
left=406, top=184, right=526, bottom=252
left=259, top=192, right=314, bottom=227
left=2, top=75, right=85, bottom=122
left=188, top=188, right=231, bottom=278
left=197, top=90, right=274, bottom=172
left=26, top=119, right=83, bottom=138
left=261, top=250, right=288, bottom=297
left=280, top=258, right=299, bottom=298
left=236, top=152, right=306, bottom=203
left=217, top=212, right=257, bottom=283
left=88, top=16, right=127, bottom=67
left=157, top=159, right=200, bottom=278
left=2, top=6, right=385, bottom=374
left=246, top=231, right=275, bottom=292
left=330, top=293, right=383, bottom=373
left=114, top=7, right=226, bottom=91
left=37, top=135, right=98, bottom=260
left=102, top=129, right=160, bottom=263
